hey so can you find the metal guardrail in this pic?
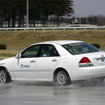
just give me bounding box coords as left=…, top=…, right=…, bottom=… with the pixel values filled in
left=0, top=26, right=105, bottom=31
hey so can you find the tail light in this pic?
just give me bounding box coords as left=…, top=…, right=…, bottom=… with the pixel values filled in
left=79, top=57, right=91, bottom=63
left=79, top=57, right=94, bottom=67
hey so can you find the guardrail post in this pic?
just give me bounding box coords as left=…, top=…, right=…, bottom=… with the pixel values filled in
left=43, top=28, right=45, bottom=30
left=95, top=27, right=97, bottom=30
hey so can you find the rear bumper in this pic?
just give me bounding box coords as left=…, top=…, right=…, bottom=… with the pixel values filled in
left=70, top=66, right=105, bottom=81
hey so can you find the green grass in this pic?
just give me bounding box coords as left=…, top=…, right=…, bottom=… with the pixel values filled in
left=0, top=29, right=105, bottom=59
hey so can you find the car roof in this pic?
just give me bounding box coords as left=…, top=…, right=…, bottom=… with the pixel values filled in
left=35, top=40, right=84, bottom=45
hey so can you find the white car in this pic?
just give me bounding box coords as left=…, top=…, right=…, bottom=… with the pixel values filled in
left=0, top=40, right=105, bottom=86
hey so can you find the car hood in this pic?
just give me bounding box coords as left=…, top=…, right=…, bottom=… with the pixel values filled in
left=0, top=57, right=15, bottom=64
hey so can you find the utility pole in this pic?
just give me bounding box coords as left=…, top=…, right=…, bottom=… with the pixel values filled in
left=26, top=0, right=29, bottom=28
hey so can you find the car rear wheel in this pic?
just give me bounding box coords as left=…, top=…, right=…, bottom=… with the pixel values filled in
left=0, top=70, right=8, bottom=83
left=54, top=70, right=71, bottom=86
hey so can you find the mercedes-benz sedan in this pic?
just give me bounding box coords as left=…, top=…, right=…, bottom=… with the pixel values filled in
left=0, top=40, right=105, bottom=86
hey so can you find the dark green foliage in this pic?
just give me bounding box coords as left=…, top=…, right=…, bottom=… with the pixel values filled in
left=0, top=0, right=74, bottom=27
left=92, top=43, right=100, bottom=48
left=0, top=44, right=7, bottom=50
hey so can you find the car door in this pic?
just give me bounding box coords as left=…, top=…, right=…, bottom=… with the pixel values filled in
left=13, top=44, right=41, bottom=80
left=36, top=44, right=60, bottom=80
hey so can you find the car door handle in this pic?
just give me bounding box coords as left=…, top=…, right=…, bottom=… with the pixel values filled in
left=30, top=60, right=35, bottom=63
left=52, top=59, right=57, bottom=62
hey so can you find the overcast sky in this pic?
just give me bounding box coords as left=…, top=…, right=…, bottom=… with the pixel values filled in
left=73, top=0, right=105, bottom=17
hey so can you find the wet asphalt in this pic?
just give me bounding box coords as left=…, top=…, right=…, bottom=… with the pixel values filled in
left=0, top=79, right=105, bottom=105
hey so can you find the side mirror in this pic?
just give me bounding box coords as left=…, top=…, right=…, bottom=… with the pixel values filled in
left=16, top=54, right=21, bottom=59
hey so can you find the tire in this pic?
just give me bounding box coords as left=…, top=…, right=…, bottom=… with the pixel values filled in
left=0, top=70, right=9, bottom=83
left=54, top=70, right=71, bottom=86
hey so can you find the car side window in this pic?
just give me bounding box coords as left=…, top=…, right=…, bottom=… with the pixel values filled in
left=21, top=45, right=40, bottom=58
left=40, top=44, right=59, bottom=57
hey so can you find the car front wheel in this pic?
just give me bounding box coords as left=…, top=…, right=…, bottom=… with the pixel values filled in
left=54, top=70, right=71, bottom=86
left=0, top=70, right=8, bottom=83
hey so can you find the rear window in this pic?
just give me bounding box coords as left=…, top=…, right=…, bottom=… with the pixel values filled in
left=62, top=42, right=100, bottom=55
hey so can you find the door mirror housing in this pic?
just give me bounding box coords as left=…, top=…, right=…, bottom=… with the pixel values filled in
left=16, top=54, right=21, bottom=59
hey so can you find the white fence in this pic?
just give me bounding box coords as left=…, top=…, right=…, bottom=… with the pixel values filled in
left=0, top=26, right=105, bottom=31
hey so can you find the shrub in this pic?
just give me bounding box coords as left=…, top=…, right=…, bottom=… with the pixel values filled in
left=0, top=44, right=7, bottom=50
left=92, top=43, right=100, bottom=48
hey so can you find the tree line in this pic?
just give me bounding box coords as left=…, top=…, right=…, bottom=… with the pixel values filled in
left=72, top=15, right=105, bottom=26
left=0, top=0, right=74, bottom=27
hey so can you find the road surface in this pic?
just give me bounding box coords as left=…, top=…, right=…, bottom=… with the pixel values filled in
left=0, top=80, right=105, bottom=105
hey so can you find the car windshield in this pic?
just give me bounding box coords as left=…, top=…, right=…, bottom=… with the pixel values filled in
left=62, top=42, right=101, bottom=55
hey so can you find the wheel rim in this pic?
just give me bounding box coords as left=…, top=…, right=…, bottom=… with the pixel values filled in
left=57, top=71, right=67, bottom=85
left=0, top=70, right=7, bottom=83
